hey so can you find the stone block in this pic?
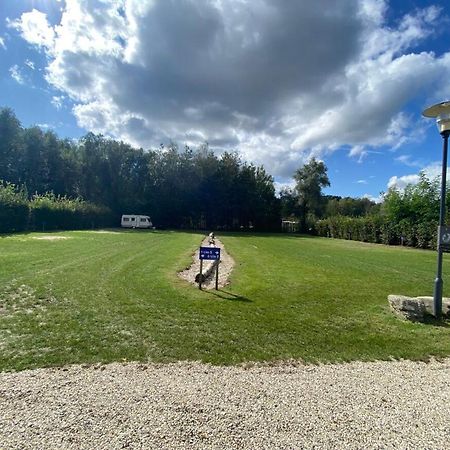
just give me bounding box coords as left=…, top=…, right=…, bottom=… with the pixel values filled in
left=388, top=295, right=426, bottom=321
left=388, top=294, right=450, bottom=322
left=416, top=296, right=450, bottom=317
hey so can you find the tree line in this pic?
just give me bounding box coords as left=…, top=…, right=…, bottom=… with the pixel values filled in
left=279, top=158, right=380, bottom=230
left=1, top=105, right=444, bottom=247
left=280, top=157, right=447, bottom=249
left=0, top=107, right=279, bottom=231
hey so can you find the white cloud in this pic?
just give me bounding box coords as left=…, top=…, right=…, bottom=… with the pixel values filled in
left=387, top=174, right=421, bottom=190
left=51, top=95, right=65, bottom=110
left=0, top=36, right=6, bottom=49
left=9, top=9, right=55, bottom=49
left=395, top=154, right=412, bottom=165
left=9, top=65, right=25, bottom=84
left=25, top=59, right=35, bottom=70
left=36, top=123, right=51, bottom=129
left=356, top=179, right=368, bottom=184
left=11, top=0, right=450, bottom=178
left=387, top=161, right=443, bottom=191
left=363, top=193, right=383, bottom=204
left=422, top=162, right=443, bottom=181
left=274, top=180, right=296, bottom=196
left=395, top=154, right=424, bottom=167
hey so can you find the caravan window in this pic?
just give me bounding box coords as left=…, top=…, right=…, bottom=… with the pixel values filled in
left=140, top=218, right=147, bottom=222
left=123, top=218, right=129, bottom=222
left=131, top=217, right=135, bottom=221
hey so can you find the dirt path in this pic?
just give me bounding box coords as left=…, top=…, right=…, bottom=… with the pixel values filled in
left=178, top=236, right=235, bottom=289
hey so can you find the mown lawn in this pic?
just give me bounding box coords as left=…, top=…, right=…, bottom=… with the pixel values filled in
left=0, top=230, right=449, bottom=371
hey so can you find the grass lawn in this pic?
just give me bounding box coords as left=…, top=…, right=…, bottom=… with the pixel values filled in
left=0, top=230, right=449, bottom=371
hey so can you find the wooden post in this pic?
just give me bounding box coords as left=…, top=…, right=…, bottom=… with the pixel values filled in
left=199, top=259, right=203, bottom=290
left=215, top=260, right=219, bottom=290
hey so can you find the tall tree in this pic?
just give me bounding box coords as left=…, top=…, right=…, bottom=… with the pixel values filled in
left=0, top=106, right=281, bottom=231
left=294, top=158, right=330, bottom=229
left=0, top=108, right=23, bottom=184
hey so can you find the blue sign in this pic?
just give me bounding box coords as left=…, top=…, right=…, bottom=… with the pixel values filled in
left=199, top=246, right=221, bottom=260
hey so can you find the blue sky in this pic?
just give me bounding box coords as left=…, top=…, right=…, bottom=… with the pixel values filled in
left=1, top=0, right=450, bottom=201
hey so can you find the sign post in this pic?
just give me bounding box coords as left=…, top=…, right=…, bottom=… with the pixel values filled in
left=199, top=259, right=203, bottom=290
left=199, top=246, right=221, bottom=290
left=215, top=263, right=219, bottom=290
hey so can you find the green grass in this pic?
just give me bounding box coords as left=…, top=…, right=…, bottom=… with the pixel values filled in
left=0, top=230, right=449, bottom=371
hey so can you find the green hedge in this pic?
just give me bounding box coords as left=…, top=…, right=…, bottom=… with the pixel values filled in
left=316, top=215, right=438, bottom=249
left=0, top=183, right=114, bottom=234
left=0, top=181, right=29, bottom=233
left=29, top=193, right=114, bottom=231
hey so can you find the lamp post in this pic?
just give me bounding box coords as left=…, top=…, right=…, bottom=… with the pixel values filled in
left=422, top=101, right=450, bottom=320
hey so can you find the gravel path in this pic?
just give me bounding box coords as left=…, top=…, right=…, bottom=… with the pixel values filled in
left=1, top=359, right=449, bottom=449
left=178, top=237, right=235, bottom=289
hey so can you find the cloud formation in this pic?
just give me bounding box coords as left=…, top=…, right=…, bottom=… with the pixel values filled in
left=10, top=0, right=450, bottom=178
left=387, top=161, right=443, bottom=191
left=9, top=64, right=25, bottom=84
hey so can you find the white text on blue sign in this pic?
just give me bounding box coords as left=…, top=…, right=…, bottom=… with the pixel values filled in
left=199, top=247, right=221, bottom=260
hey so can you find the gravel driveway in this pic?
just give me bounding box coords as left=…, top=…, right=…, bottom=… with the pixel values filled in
left=1, top=359, right=449, bottom=449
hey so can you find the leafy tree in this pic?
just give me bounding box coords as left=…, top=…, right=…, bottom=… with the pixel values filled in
left=0, top=108, right=23, bottom=185
left=293, top=158, right=330, bottom=229
left=325, top=196, right=378, bottom=217
left=280, top=188, right=301, bottom=218
left=382, top=172, right=441, bottom=224
left=0, top=181, right=29, bottom=232
left=0, top=106, right=281, bottom=231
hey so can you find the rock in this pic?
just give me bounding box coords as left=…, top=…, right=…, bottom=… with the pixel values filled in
left=195, top=273, right=206, bottom=283
left=388, top=295, right=426, bottom=321
left=416, top=296, right=450, bottom=317
left=388, top=295, right=450, bottom=321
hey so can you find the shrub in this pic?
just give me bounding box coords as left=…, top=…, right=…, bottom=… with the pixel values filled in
left=0, top=185, right=114, bottom=234
left=316, top=215, right=438, bottom=250
left=29, top=193, right=114, bottom=231
left=0, top=181, right=29, bottom=233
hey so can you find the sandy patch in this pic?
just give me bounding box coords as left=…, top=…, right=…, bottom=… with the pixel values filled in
left=85, top=230, right=122, bottom=234
left=178, top=236, right=235, bottom=289
left=32, top=236, right=69, bottom=241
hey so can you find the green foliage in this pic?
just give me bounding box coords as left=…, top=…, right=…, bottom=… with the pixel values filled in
left=325, top=196, right=379, bottom=217
left=0, top=181, right=29, bottom=233
left=29, top=193, right=113, bottom=231
left=279, top=188, right=300, bottom=219
left=0, top=184, right=113, bottom=233
left=382, top=172, right=441, bottom=224
left=0, top=108, right=23, bottom=185
left=0, top=108, right=280, bottom=231
left=316, top=173, right=446, bottom=250
left=294, top=158, right=330, bottom=221
left=316, top=215, right=438, bottom=249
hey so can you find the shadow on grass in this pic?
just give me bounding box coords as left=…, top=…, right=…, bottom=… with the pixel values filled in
left=208, top=289, right=252, bottom=303
left=421, top=315, right=450, bottom=328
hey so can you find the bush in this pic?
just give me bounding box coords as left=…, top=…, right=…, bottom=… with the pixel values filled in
left=29, top=193, right=114, bottom=231
left=0, top=184, right=114, bottom=234
left=316, top=215, right=438, bottom=250
left=0, top=181, right=29, bottom=233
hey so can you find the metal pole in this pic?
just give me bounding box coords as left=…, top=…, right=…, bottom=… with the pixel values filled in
left=433, top=130, right=449, bottom=320
left=199, top=259, right=203, bottom=290
left=215, top=261, right=219, bottom=290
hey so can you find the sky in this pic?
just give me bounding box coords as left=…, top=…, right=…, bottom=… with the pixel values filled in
left=1, top=0, right=450, bottom=201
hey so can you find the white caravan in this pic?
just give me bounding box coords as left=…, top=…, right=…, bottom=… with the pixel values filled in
left=121, top=215, right=153, bottom=229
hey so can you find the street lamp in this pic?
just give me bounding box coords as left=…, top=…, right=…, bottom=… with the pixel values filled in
left=422, top=101, right=450, bottom=320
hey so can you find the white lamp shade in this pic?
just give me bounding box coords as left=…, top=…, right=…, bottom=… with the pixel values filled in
left=422, top=101, right=450, bottom=133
